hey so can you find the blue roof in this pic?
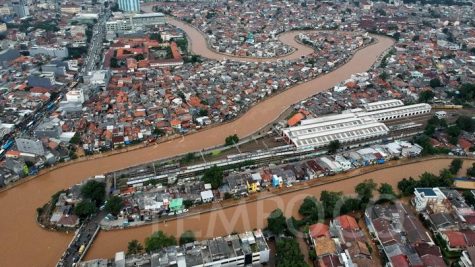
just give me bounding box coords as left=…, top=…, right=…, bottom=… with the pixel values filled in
left=415, top=188, right=437, bottom=197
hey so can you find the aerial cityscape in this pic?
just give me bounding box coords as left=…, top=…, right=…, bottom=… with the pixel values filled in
left=0, top=0, right=475, bottom=266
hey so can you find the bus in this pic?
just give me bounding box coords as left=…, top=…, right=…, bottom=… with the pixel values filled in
left=46, top=102, right=55, bottom=111
left=1, top=139, right=14, bottom=150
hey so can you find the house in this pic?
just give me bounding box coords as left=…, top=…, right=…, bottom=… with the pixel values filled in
left=169, top=198, right=183, bottom=213
left=246, top=178, right=260, bottom=193
left=200, top=190, right=213, bottom=203
left=309, top=223, right=330, bottom=239
left=315, top=236, right=337, bottom=258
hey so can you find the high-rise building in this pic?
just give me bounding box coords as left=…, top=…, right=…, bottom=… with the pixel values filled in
left=118, top=0, right=140, bottom=13
left=11, top=0, right=29, bottom=18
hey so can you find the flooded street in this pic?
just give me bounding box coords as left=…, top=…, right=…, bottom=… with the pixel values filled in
left=0, top=13, right=397, bottom=267
left=85, top=159, right=474, bottom=260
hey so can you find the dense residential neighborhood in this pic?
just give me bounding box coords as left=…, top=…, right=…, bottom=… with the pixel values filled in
left=0, top=0, right=475, bottom=266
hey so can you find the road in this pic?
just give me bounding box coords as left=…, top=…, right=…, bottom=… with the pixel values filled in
left=57, top=212, right=104, bottom=267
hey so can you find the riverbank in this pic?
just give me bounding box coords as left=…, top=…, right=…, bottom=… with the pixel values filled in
left=0, top=23, right=394, bottom=267
left=84, top=157, right=475, bottom=260
left=100, top=155, right=473, bottom=232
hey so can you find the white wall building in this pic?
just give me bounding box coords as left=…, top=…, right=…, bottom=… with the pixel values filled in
left=30, top=46, right=69, bottom=59
left=15, top=138, right=45, bottom=156
left=283, top=101, right=431, bottom=149
left=413, top=188, right=447, bottom=212
left=106, top=13, right=166, bottom=33
left=282, top=113, right=389, bottom=149
left=65, top=89, right=85, bottom=103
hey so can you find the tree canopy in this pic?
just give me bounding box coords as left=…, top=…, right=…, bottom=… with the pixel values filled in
left=179, top=230, right=196, bottom=245
left=127, top=240, right=144, bottom=255
left=327, top=140, right=341, bottom=154
left=145, top=231, right=177, bottom=253
left=418, top=90, right=435, bottom=103
left=378, top=183, right=396, bottom=196
left=275, top=238, right=309, bottom=267
left=267, top=208, right=288, bottom=235
left=467, top=163, right=475, bottom=177
left=74, top=199, right=97, bottom=219
left=449, top=159, right=463, bottom=175
left=225, top=134, right=239, bottom=146
left=202, top=165, right=224, bottom=189
left=80, top=180, right=106, bottom=206
left=105, top=195, right=123, bottom=216
left=355, top=179, right=377, bottom=203
left=398, top=170, right=454, bottom=196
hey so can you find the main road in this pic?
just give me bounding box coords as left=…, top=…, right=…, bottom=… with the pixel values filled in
left=0, top=10, right=395, bottom=267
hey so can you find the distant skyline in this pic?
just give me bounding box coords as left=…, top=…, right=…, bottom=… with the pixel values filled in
left=118, top=0, right=140, bottom=13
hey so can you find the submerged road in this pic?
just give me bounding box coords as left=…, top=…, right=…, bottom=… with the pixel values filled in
left=0, top=8, right=394, bottom=267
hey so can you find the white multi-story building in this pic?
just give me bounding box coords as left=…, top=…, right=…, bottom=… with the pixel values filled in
left=283, top=100, right=432, bottom=149
left=80, top=230, right=270, bottom=267
left=15, top=138, right=45, bottom=156
left=413, top=188, right=447, bottom=212
left=65, top=89, right=85, bottom=103
left=282, top=113, right=389, bottom=149
left=106, top=13, right=166, bottom=33
left=30, top=46, right=69, bottom=59
left=118, top=0, right=140, bottom=13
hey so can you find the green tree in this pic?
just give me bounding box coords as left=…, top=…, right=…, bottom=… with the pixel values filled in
left=467, top=163, right=475, bottom=177
left=275, top=238, right=308, bottom=267
left=110, top=57, right=119, bottom=68
left=224, top=134, right=239, bottom=146
left=398, top=177, right=418, bottom=196
left=320, top=190, right=343, bottom=218
left=429, top=78, right=442, bottom=88
left=449, top=159, right=463, bottom=175
left=419, top=90, right=435, bottom=103
left=379, top=71, right=389, bottom=81
left=355, top=179, right=377, bottom=205
left=463, top=191, right=475, bottom=207
left=202, top=165, right=224, bottom=189
left=327, top=140, right=341, bottom=154
left=179, top=230, right=196, bottom=245
left=105, top=195, right=123, bottom=216
left=80, top=180, right=106, bottom=206
left=145, top=231, right=177, bottom=253
left=70, top=132, right=81, bottom=144
left=74, top=199, right=97, bottom=219
left=456, top=116, right=475, bottom=132
left=150, top=33, right=162, bottom=42
left=378, top=183, right=395, bottom=196
left=153, top=127, right=165, bottom=136
left=298, top=196, right=319, bottom=217
left=267, top=208, right=287, bottom=235
left=127, top=240, right=144, bottom=255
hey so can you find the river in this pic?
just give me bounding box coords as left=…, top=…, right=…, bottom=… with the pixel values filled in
left=0, top=13, right=397, bottom=267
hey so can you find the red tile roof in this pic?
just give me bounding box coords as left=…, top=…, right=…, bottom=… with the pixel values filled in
left=444, top=231, right=466, bottom=248
left=390, top=255, right=409, bottom=267
left=309, top=223, right=330, bottom=239
left=335, top=215, right=359, bottom=230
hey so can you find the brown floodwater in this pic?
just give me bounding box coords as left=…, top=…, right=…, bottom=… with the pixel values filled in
left=0, top=12, right=396, bottom=267
left=85, top=159, right=475, bottom=260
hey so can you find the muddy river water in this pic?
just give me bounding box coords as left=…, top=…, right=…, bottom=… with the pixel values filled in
left=0, top=12, right=414, bottom=267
